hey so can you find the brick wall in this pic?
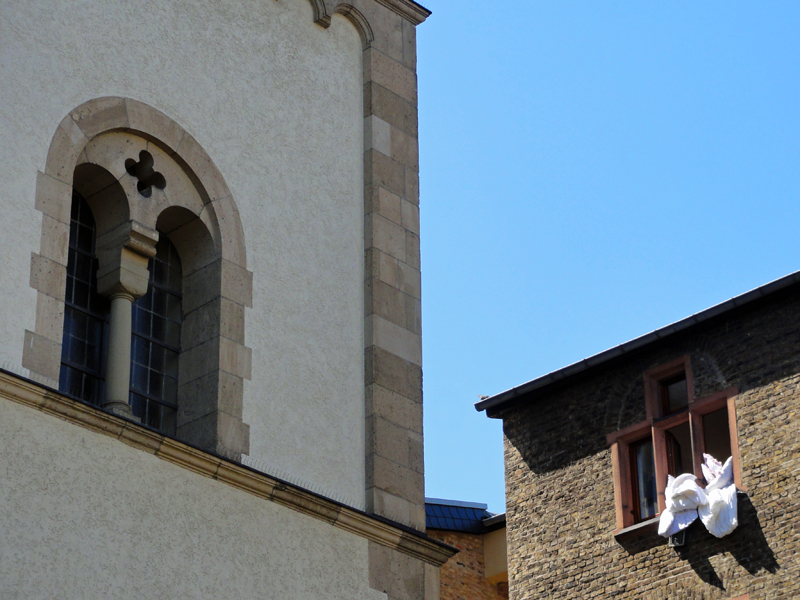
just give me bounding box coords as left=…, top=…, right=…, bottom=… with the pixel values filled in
left=500, top=285, right=800, bottom=599
left=427, top=530, right=509, bottom=600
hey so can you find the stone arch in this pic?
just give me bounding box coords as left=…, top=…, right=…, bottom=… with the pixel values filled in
left=333, top=4, right=374, bottom=47
left=309, top=0, right=374, bottom=48
left=25, top=97, right=251, bottom=456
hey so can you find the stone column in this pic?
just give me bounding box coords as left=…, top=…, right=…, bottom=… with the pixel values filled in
left=96, top=221, right=159, bottom=418
left=362, top=3, right=429, bottom=532
left=352, top=3, right=439, bottom=599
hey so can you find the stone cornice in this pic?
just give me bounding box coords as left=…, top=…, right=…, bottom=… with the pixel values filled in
left=372, top=0, right=431, bottom=25
left=0, top=369, right=456, bottom=567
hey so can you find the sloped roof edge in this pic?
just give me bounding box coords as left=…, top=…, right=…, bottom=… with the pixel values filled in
left=476, top=269, right=800, bottom=415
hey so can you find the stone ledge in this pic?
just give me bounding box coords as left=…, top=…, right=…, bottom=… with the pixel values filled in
left=0, top=369, right=456, bottom=568
left=372, top=0, right=431, bottom=25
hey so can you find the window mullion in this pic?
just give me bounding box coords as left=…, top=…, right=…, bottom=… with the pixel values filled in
left=689, top=411, right=705, bottom=482
left=652, top=425, right=669, bottom=514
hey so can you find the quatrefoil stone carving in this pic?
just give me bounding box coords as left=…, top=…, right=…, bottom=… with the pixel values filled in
left=125, top=150, right=166, bottom=198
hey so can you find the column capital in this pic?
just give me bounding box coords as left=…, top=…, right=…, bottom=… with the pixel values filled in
left=96, top=220, right=158, bottom=300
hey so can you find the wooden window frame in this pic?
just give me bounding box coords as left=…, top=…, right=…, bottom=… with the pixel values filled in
left=609, top=357, right=743, bottom=534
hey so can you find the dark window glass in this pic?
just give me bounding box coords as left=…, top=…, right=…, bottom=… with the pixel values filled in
left=665, top=421, right=692, bottom=477
left=632, top=438, right=658, bottom=522
left=703, top=408, right=732, bottom=464
left=661, top=373, right=688, bottom=414
left=59, top=192, right=108, bottom=405
left=130, top=235, right=181, bottom=434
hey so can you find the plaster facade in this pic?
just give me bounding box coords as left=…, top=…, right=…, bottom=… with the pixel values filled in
left=1, top=0, right=365, bottom=503
left=0, top=0, right=443, bottom=597
left=0, top=397, right=386, bottom=600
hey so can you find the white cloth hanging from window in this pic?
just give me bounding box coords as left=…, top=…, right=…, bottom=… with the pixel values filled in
left=699, top=455, right=738, bottom=538
left=657, top=473, right=706, bottom=537
left=657, top=454, right=737, bottom=539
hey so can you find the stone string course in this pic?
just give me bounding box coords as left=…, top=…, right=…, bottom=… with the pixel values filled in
left=499, top=285, right=800, bottom=599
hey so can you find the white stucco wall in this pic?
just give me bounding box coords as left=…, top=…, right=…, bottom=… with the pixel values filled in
left=0, top=399, right=384, bottom=599
left=0, top=0, right=365, bottom=504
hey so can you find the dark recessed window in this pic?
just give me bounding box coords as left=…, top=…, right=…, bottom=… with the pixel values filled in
left=59, top=192, right=109, bottom=405
left=661, top=373, right=688, bottom=415
left=130, top=235, right=182, bottom=434
left=631, top=437, right=658, bottom=522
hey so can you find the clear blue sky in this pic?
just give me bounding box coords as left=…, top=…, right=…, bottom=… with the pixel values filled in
left=417, top=2, right=800, bottom=514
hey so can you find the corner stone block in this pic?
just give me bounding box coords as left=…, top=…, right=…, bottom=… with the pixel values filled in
left=30, top=253, right=67, bottom=301
left=219, top=336, right=252, bottom=381
left=366, top=383, right=423, bottom=434
left=375, top=249, right=400, bottom=288
left=38, top=216, right=70, bottom=269
left=181, top=298, right=222, bottom=351
left=178, top=337, right=217, bottom=386
left=22, top=330, right=61, bottom=382
left=390, top=126, right=419, bottom=171
left=367, top=415, right=411, bottom=468
left=34, top=171, right=72, bottom=225
left=366, top=346, right=422, bottom=403
left=401, top=199, right=420, bottom=235
left=177, top=370, right=245, bottom=426
left=182, top=261, right=222, bottom=315
left=423, top=563, right=440, bottom=600
left=401, top=19, right=417, bottom=71
left=365, top=246, right=381, bottom=282
left=367, top=278, right=408, bottom=329
left=408, top=431, right=424, bottom=475
left=369, top=541, right=425, bottom=600
left=220, top=298, right=246, bottom=344
left=35, top=292, right=65, bottom=343
left=176, top=412, right=217, bottom=453
left=367, top=454, right=424, bottom=503
left=366, top=187, right=403, bottom=225
left=365, top=115, right=392, bottom=157
left=364, top=48, right=418, bottom=105
left=404, top=294, right=421, bottom=335
left=217, top=411, right=250, bottom=455
left=405, top=231, right=420, bottom=270
left=397, top=260, right=421, bottom=300
left=366, top=213, right=406, bottom=262
left=364, top=82, right=418, bottom=139
left=365, top=315, right=421, bottom=367
left=361, top=4, right=404, bottom=65
left=366, top=150, right=406, bottom=198
left=220, top=259, right=254, bottom=308
left=368, top=487, right=409, bottom=523
left=404, top=167, right=419, bottom=206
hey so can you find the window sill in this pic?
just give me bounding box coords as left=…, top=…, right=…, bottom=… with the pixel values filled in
left=613, top=516, right=660, bottom=541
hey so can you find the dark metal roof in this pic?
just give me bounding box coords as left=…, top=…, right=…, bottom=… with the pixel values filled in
left=475, top=269, right=800, bottom=416
left=425, top=498, right=503, bottom=533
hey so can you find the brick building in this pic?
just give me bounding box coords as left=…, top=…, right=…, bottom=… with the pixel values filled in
left=476, top=272, right=800, bottom=599
left=426, top=498, right=509, bottom=600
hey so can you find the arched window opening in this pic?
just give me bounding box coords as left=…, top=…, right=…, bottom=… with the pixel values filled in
left=59, top=192, right=109, bottom=405
left=31, top=106, right=251, bottom=455
left=130, top=235, right=182, bottom=434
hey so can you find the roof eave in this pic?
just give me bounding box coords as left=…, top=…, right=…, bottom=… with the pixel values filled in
left=476, top=270, right=800, bottom=416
